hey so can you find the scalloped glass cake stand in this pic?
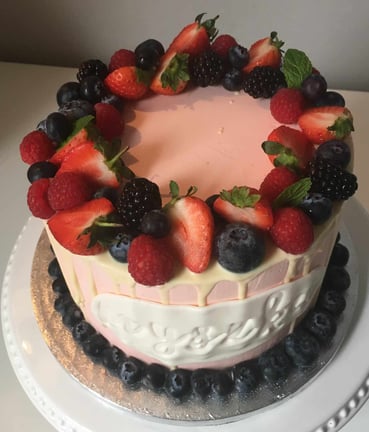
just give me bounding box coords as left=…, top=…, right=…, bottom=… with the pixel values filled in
left=2, top=198, right=369, bottom=432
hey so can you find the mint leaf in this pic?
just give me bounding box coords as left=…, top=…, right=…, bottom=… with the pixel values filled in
left=59, top=115, right=95, bottom=148
left=273, top=177, right=312, bottom=208
left=282, top=49, right=312, bottom=88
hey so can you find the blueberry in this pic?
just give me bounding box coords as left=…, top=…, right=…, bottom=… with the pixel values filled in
left=59, top=99, right=95, bottom=121
left=135, top=39, right=164, bottom=70
left=27, top=161, right=58, bottom=183
left=54, top=292, right=73, bottom=314
left=46, top=112, right=73, bottom=143
left=52, top=277, right=68, bottom=294
left=79, top=75, right=107, bottom=103
left=102, top=346, right=126, bottom=376
left=299, top=193, right=333, bottom=225
left=48, top=258, right=62, bottom=278
left=223, top=68, right=244, bottom=91
left=301, top=74, right=327, bottom=101
left=211, top=370, right=234, bottom=397
left=140, top=209, right=171, bottom=237
left=302, top=309, right=337, bottom=344
left=108, top=231, right=134, bottom=263
left=62, top=303, right=84, bottom=329
left=314, top=91, right=345, bottom=107
left=100, top=92, right=125, bottom=111
left=190, top=369, right=213, bottom=398
left=228, top=45, right=249, bottom=69
left=315, top=140, right=351, bottom=169
left=82, top=334, right=110, bottom=362
left=317, top=290, right=346, bottom=317
left=165, top=368, right=191, bottom=399
left=329, top=243, right=349, bottom=267
left=72, top=320, right=96, bottom=343
left=120, top=357, right=145, bottom=387
left=56, top=82, right=81, bottom=107
left=284, top=329, right=320, bottom=368
left=36, top=119, right=47, bottom=134
left=258, top=345, right=292, bottom=385
left=216, top=223, right=266, bottom=273
left=143, top=363, right=168, bottom=392
left=233, top=361, right=260, bottom=395
left=322, top=265, right=351, bottom=292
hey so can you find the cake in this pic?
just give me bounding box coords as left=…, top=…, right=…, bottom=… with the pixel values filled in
left=20, top=13, right=357, bottom=400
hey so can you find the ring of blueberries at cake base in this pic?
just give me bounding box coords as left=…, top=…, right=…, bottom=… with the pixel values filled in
left=47, top=236, right=352, bottom=402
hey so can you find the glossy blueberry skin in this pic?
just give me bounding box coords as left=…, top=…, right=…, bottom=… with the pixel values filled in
left=56, top=81, right=81, bottom=107
left=228, top=45, right=249, bottom=69
left=211, top=370, right=234, bottom=397
left=301, top=74, right=327, bottom=100
left=59, top=99, right=95, bottom=121
left=314, top=90, right=345, bottom=107
left=165, top=369, right=191, bottom=399
left=51, top=276, right=68, bottom=294
left=302, top=309, right=337, bottom=344
left=46, top=112, right=73, bottom=143
left=120, top=357, right=145, bottom=387
left=27, top=161, right=58, bottom=183
left=284, top=329, right=320, bottom=368
left=315, top=139, right=351, bottom=169
left=258, top=345, right=292, bottom=385
left=142, top=363, right=168, bottom=391
left=62, top=303, right=84, bottom=329
left=135, top=39, right=164, bottom=70
left=108, top=231, right=134, bottom=263
left=82, top=333, right=110, bottom=363
left=299, top=193, right=333, bottom=225
left=329, top=243, right=349, bottom=267
left=216, top=223, right=266, bottom=273
left=223, top=68, right=244, bottom=91
left=190, top=369, right=214, bottom=398
left=79, top=75, right=107, bottom=103
left=72, top=320, right=96, bottom=343
left=47, top=257, right=62, bottom=279
left=233, top=361, right=260, bottom=395
left=322, top=265, right=351, bottom=292
left=102, top=346, right=126, bottom=376
left=317, top=289, right=346, bottom=317
left=140, top=209, right=171, bottom=238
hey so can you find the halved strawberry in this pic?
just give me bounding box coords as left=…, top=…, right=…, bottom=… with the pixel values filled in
left=262, top=125, right=315, bottom=172
left=243, top=31, right=284, bottom=73
left=150, top=51, right=190, bottom=95
left=213, top=186, right=273, bottom=230
left=104, top=66, right=151, bottom=100
left=298, top=106, right=354, bottom=144
left=49, top=117, right=94, bottom=166
left=166, top=186, right=214, bottom=273
left=56, top=140, right=131, bottom=188
left=167, top=13, right=219, bottom=57
left=47, top=198, right=116, bottom=255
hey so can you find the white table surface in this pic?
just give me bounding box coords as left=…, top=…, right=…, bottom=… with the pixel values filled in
left=0, top=61, right=368, bottom=431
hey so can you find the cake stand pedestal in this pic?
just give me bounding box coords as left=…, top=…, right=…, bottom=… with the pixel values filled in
left=2, top=199, right=369, bottom=432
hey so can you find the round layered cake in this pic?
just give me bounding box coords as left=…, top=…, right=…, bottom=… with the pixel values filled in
left=21, top=13, right=357, bottom=399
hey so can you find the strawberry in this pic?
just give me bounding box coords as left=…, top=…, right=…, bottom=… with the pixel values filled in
left=213, top=186, right=273, bottom=230
left=262, top=125, right=314, bottom=172
left=104, top=66, right=151, bottom=100
left=150, top=51, right=190, bottom=95
left=298, top=106, right=354, bottom=144
left=56, top=140, right=129, bottom=188
left=94, top=102, right=124, bottom=141
left=27, top=178, right=55, bottom=219
left=166, top=183, right=214, bottom=273
left=127, top=235, right=175, bottom=285
left=109, top=48, right=136, bottom=71
left=167, top=13, right=219, bottom=57
left=259, top=167, right=300, bottom=203
left=49, top=117, right=94, bottom=166
left=243, top=31, right=284, bottom=73
left=270, top=88, right=307, bottom=124
left=47, top=198, right=117, bottom=255
left=270, top=207, right=314, bottom=254
left=47, top=172, right=94, bottom=211
left=20, top=130, right=55, bottom=165
left=211, top=34, right=237, bottom=59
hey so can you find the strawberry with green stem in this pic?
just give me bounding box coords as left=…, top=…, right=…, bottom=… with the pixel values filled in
left=213, top=186, right=273, bottom=230
left=243, top=32, right=284, bottom=73
left=165, top=181, right=214, bottom=273
left=48, top=198, right=123, bottom=255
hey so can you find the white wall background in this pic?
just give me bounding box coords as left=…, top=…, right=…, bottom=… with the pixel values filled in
left=1, top=0, right=369, bottom=91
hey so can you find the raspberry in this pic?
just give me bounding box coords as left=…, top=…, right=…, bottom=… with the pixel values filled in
left=95, top=102, right=124, bottom=141
left=48, top=172, right=94, bottom=211
left=211, top=34, right=237, bottom=59
left=127, top=235, right=175, bottom=285
left=20, top=130, right=55, bottom=165
left=270, top=88, right=306, bottom=124
left=27, top=178, right=55, bottom=219
left=109, top=49, right=136, bottom=71
left=270, top=207, right=314, bottom=254
left=259, top=167, right=299, bottom=203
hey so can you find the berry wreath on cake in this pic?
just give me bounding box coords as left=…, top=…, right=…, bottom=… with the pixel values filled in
left=21, top=13, right=358, bottom=403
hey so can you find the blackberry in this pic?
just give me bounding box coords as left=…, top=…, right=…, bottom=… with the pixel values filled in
left=77, top=59, right=108, bottom=82
left=190, top=50, right=226, bottom=87
left=309, top=157, right=358, bottom=201
left=243, top=66, right=286, bottom=99
left=117, top=178, right=162, bottom=231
